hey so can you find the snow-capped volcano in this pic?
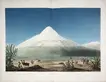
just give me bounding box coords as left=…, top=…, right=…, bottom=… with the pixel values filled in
left=17, top=26, right=78, bottom=48
left=39, top=26, right=66, bottom=40
left=82, top=41, right=100, bottom=50
left=16, top=26, right=100, bottom=59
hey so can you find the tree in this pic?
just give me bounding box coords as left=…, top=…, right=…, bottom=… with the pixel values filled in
left=6, top=44, right=18, bottom=70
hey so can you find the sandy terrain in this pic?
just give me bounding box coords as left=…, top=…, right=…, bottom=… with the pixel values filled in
left=13, top=59, right=93, bottom=71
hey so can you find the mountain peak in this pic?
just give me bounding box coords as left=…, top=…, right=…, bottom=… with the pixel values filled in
left=40, top=26, right=57, bottom=35
left=17, top=26, right=78, bottom=48
left=45, top=26, right=53, bottom=30
left=40, top=26, right=59, bottom=37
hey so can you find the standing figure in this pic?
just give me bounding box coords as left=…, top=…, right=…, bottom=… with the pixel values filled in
left=31, top=60, right=34, bottom=64
left=18, top=61, right=22, bottom=68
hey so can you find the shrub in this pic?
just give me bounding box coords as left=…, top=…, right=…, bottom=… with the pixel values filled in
left=61, top=60, right=74, bottom=71
left=6, top=44, right=18, bottom=70
left=90, top=56, right=100, bottom=71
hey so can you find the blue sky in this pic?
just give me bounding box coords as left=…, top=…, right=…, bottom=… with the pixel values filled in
left=6, top=8, right=100, bottom=45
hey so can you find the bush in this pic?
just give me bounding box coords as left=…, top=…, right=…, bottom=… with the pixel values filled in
left=61, top=60, right=74, bottom=71
left=90, top=56, right=100, bottom=71
left=6, top=44, right=18, bottom=70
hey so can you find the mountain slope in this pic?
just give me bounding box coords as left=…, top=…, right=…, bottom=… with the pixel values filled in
left=17, top=26, right=78, bottom=48
left=16, top=26, right=100, bottom=59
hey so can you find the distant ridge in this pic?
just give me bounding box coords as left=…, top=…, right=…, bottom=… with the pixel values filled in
left=82, top=41, right=100, bottom=50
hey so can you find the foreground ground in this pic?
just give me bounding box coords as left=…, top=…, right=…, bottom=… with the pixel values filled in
left=6, top=59, right=100, bottom=71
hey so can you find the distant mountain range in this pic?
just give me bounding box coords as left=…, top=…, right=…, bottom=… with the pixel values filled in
left=82, top=41, right=100, bottom=50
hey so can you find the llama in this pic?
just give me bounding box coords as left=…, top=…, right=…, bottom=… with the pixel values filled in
left=21, top=60, right=30, bottom=66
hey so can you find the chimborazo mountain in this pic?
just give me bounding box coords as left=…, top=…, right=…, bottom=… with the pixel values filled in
left=16, top=26, right=100, bottom=60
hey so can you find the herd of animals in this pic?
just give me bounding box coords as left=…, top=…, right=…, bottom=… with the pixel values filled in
left=17, top=58, right=92, bottom=69
left=18, top=59, right=41, bottom=68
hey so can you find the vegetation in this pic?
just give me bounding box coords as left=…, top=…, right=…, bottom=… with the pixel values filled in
left=62, top=60, right=74, bottom=71
left=5, top=44, right=100, bottom=71
left=6, top=44, right=18, bottom=71
left=90, top=56, right=100, bottom=71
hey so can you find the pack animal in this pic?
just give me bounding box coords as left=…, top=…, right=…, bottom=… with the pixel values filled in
left=21, top=60, right=30, bottom=66
left=22, top=62, right=29, bottom=66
